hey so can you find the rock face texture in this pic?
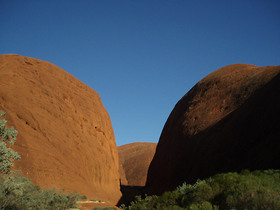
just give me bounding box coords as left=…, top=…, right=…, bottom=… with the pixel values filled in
left=0, top=54, right=121, bottom=204
left=118, top=142, right=157, bottom=186
left=146, top=64, right=280, bottom=195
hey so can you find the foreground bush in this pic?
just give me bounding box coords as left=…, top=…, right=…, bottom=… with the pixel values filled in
left=122, top=169, right=280, bottom=210
left=0, top=171, right=79, bottom=209
left=0, top=110, right=21, bottom=174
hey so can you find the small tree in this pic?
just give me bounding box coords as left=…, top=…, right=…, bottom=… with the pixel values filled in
left=0, top=110, right=21, bottom=174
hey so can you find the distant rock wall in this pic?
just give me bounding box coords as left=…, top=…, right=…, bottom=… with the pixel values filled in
left=0, top=54, right=121, bottom=204
left=146, top=64, right=280, bottom=195
left=118, top=142, right=157, bottom=186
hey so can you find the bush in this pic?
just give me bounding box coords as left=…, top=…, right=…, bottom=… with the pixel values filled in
left=0, top=171, right=79, bottom=209
left=122, top=169, right=280, bottom=210
left=0, top=110, right=21, bottom=174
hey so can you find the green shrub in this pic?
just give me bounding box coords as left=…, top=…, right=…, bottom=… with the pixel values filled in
left=79, top=194, right=88, bottom=199
left=122, top=169, right=280, bottom=210
left=0, top=171, right=79, bottom=209
left=0, top=110, right=21, bottom=174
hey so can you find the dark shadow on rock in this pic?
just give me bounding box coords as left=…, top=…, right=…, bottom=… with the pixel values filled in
left=146, top=71, right=280, bottom=195
left=117, top=185, right=146, bottom=207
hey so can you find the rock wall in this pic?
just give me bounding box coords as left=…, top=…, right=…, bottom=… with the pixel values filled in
left=118, top=142, right=157, bottom=186
left=0, top=54, right=121, bottom=204
left=146, top=64, right=280, bottom=195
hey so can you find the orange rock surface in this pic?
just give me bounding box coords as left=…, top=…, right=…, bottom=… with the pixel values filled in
left=118, top=142, right=157, bottom=186
left=0, top=54, right=121, bottom=204
left=146, top=64, right=280, bottom=195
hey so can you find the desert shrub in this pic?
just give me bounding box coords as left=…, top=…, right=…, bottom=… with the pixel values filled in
left=79, top=194, right=88, bottom=199
left=212, top=169, right=280, bottom=209
left=122, top=194, right=183, bottom=210
left=122, top=169, right=280, bottom=210
left=0, top=171, right=79, bottom=209
left=0, top=110, right=21, bottom=174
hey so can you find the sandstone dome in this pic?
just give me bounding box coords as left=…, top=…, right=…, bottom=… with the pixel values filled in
left=118, top=142, right=157, bottom=186
left=0, top=54, right=121, bottom=204
left=146, top=64, right=280, bottom=195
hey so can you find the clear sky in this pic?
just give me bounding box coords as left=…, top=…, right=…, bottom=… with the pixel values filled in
left=1, top=0, right=280, bottom=146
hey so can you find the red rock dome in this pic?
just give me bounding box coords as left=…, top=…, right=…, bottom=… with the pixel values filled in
left=146, top=64, right=280, bottom=195
left=118, top=142, right=157, bottom=186
left=0, top=54, right=121, bottom=204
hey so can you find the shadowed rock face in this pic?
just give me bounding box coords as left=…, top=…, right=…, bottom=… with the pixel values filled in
left=118, top=142, right=157, bottom=186
left=0, top=54, right=121, bottom=204
left=146, top=64, right=280, bottom=195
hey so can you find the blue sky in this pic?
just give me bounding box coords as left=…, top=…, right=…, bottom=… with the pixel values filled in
left=1, top=0, right=280, bottom=146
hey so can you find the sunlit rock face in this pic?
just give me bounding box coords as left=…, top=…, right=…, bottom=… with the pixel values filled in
left=118, top=142, right=157, bottom=186
left=0, top=54, right=121, bottom=204
left=146, top=64, right=280, bottom=195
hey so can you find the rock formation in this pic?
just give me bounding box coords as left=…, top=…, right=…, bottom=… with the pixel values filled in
left=0, top=54, right=121, bottom=204
left=118, top=142, right=157, bottom=186
left=146, top=64, right=280, bottom=195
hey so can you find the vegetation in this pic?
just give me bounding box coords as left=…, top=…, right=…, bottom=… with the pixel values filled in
left=92, top=207, right=117, bottom=210
left=0, top=110, right=80, bottom=209
left=121, top=169, right=280, bottom=210
left=0, top=110, right=21, bottom=174
left=0, top=171, right=79, bottom=209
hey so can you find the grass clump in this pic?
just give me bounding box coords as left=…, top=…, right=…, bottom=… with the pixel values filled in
left=0, top=171, right=79, bottom=209
left=121, top=169, right=280, bottom=210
